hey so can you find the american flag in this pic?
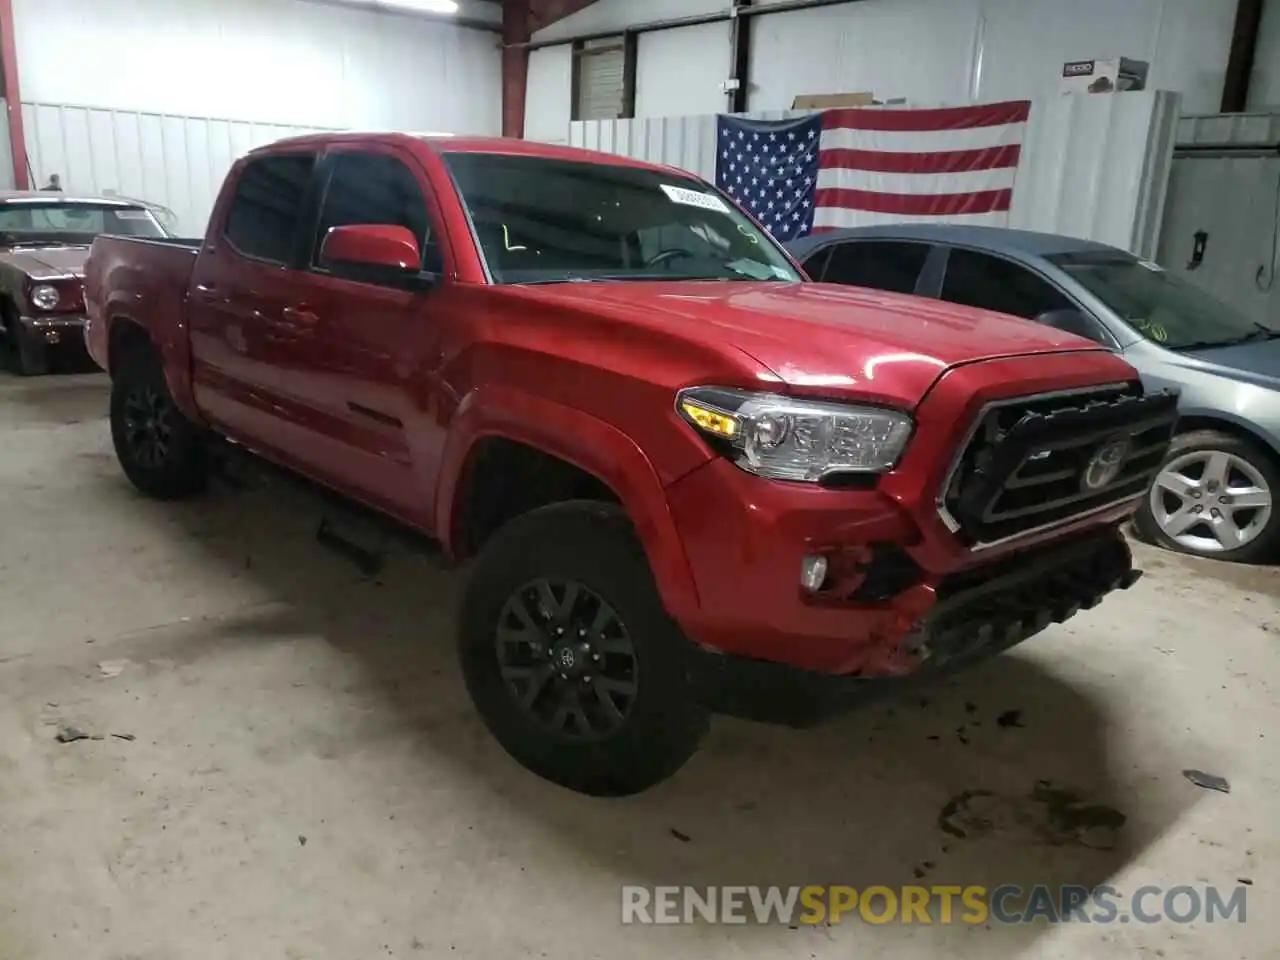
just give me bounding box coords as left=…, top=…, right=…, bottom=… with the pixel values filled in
left=715, top=101, right=1032, bottom=241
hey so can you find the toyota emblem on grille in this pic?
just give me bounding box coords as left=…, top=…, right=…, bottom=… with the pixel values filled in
left=1082, top=438, right=1130, bottom=491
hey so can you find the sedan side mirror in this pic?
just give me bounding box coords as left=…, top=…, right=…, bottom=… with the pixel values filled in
left=1034, top=307, right=1102, bottom=343
left=320, top=224, right=421, bottom=274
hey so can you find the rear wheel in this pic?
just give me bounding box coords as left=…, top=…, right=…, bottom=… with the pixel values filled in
left=459, top=501, right=709, bottom=796
left=110, top=343, right=208, bottom=499
left=1134, top=429, right=1280, bottom=563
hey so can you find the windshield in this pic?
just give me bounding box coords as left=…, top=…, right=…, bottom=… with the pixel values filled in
left=0, top=201, right=166, bottom=246
left=442, top=152, right=803, bottom=284
left=1052, top=254, right=1265, bottom=350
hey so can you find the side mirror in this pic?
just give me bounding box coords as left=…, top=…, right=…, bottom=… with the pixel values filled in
left=1034, top=307, right=1101, bottom=342
left=320, top=224, right=420, bottom=274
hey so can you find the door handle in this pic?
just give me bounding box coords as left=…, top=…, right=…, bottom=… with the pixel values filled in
left=282, top=305, right=319, bottom=325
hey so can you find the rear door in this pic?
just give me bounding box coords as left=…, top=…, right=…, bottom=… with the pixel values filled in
left=805, top=239, right=940, bottom=296
left=188, top=149, right=322, bottom=456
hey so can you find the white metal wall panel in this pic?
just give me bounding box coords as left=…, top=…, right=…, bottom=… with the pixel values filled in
left=1009, top=90, right=1180, bottom=259
left=748, top=0, right=1237, bottom=116
left=1157, top=153, right=1280, bottom=326
left=1176, top=112, right=1280, bottom=146
left=0, top=101, right=13, bottom=189
left=13, top=0, right=501, bottom=134
left=1251, top=0, right=1280, bottom=109
left=569, top=110, right=810, bottom=183
left=750, top=1, right=977, bottom=109
left=635, top=22, right=733, bottom=118
left=526, top=47, right=575, bottom=143
left=570, top=92, right=1179, bottom=258
left=22, top=103, right=337, bottom=237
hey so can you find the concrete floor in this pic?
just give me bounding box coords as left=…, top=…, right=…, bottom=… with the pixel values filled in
left=0, top=371, right=1276, bottom=960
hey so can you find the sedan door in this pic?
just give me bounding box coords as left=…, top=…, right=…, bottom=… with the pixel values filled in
left=936, top=246, right=1116, bottom=346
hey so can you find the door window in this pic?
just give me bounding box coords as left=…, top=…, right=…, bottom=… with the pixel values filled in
left=313, top=152, right=442, bottom=276
left=822, top=241, right=931, bottom=294
left=941, top=248, right=1073, bottom=319
left=799, top=246, right=833, bottom=280
left=223, top=153, right=315, bottom=264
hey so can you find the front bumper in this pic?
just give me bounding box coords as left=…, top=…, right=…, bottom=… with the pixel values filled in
left=18, top=313, right=87, bottom=349
left=686, top=528, right=1139, bottom=727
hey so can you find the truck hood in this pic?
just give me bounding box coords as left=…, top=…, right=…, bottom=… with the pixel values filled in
left=516, top=281, right=1104, bottom=406
left=0, top=245, right=89, bottom=280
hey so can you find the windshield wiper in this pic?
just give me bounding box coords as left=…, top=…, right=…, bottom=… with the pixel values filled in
left=1174, top=326, right=1279, bottom=351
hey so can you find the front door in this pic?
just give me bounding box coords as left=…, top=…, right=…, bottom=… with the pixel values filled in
left=283, top=144, right=451, bottom=525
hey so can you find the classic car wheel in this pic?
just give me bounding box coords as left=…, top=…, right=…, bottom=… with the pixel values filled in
left=110, top=345, right=209, bottom=500
left=1134, top=430, right=1280, bottom=563
left=458, top=500, right=708, bottom=796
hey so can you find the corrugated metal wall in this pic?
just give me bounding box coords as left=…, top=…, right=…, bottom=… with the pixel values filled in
left=14, top=0, right=502, bottom=134
left=569, top=91, right=1180, bottom=256
left=529, top=0, right=1277, bottom=136
left=21, top=103, right=338, bottom=236
left=1156, top=112, right=1280, bottom=326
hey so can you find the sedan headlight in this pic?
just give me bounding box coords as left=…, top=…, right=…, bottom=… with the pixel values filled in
left=677, top=386, right=913, bottom=482
left=30, top=284, right=61, bottom=311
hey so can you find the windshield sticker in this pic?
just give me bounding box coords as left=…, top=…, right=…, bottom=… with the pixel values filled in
left=660, top=185, right=730, bottom=214
left=114, top=209, right=153, bottom=220
left=1138, top=259, right=1164, bottom=272
left=736, top=223, right=761, bottom=245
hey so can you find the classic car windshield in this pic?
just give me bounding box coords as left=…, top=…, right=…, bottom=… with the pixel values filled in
left=1052, top=254, right=1267, bottom=350
left=0, top=202, right=165, bottom=244
left=442, top=151, right=802, bottom=284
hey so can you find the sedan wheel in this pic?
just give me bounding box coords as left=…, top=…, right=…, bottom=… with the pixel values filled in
left=1137, top=429, right=1280, bottom=562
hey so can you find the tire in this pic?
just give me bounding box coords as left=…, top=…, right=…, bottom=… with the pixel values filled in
left=1134, top=429, right=1280, bottom=564
left=458, top=500, right=709, bottom=796
left=110, top=342, right=209, bottom=500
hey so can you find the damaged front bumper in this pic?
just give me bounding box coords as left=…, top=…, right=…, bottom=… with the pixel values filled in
left=686, top=528, right=1140, bottom=727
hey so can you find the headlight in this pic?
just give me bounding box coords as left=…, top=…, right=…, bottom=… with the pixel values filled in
left=677, top=386, right=913, bottom=482
left=30, top=285, right=60, bottom=310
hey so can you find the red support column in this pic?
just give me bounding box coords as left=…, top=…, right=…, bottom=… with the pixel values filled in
left=0, top=0, right=28, bottom=188
left=502, top=0, right=532, bottom=138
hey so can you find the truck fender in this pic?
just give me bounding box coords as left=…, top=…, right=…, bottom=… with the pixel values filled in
left=104, top=308, right=200, bottom=424
left=434, top=385, right=701, bottom=622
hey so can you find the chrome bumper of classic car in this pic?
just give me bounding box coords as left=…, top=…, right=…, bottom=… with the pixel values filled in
left=18, top=313, right=87, bottom=347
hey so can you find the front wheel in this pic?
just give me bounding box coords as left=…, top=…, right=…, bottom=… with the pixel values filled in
left=458, top=501, right=709, bottom=796
left=1134, top=429, right=1280, bottom=563
left=110, top=345, right=209, bottom=500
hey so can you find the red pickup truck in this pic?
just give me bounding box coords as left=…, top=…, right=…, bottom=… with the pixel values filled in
left=84, top=132, right=1177, bottom=796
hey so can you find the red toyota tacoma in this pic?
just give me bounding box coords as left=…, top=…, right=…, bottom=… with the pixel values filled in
left=84, top=133, right=1176, bottom=796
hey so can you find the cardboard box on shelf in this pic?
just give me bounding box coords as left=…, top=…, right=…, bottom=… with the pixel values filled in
left=1060, top=57, right=1150, bottom=95
left=791, top=92, right=876, bottom=109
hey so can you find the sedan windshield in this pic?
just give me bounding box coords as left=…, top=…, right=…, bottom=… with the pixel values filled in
left=442, top=151, right=802, bottom=285
left=1052, top=254, right=1268, bottom=350
left=0, top=201, right=166, bottom=245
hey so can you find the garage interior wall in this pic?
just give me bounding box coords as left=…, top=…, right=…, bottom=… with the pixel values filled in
left=13, top=0, right=502, bottom=232
left=524, top=0, right=1280, bottom=141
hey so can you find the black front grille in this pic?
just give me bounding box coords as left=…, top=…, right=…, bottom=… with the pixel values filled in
left=941, top=385, right=1179, bottom=545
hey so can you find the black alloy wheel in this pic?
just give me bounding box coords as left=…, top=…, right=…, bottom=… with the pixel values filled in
left=495, top=577, right=639, bottom=741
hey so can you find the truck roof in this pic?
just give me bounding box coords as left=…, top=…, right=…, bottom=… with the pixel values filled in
left=250, top=131, right=691, bottom=179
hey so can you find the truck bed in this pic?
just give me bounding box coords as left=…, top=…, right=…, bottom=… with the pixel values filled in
left=83, top=234, right=201, bottom=372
